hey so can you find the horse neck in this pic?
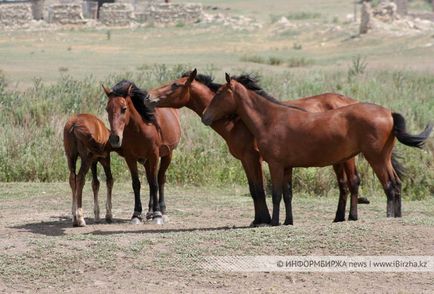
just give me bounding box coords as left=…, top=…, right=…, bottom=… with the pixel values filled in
left=234, top=86, right=284, bottom=139
left=187, top=84, right=213, bottom=117
left=126, top=98, right=146, bottom=129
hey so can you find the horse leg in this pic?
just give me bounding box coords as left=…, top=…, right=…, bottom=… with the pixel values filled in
left=69, top=170, right=78, bottom=227
left=241, top=154, right=271, bottom=226
left=144, top=160, right=154, bottom=220
left=100, top=156, right=114, bottom=223
left=269, top=164, right=285, bottom=226
left=158, top=153, right=172, bottom=217
left=75, top=159, right=91, bottom=227
left=91, top=161, right=101, bottom=223
left=146, top=155, right=162, bottom=224
left=282, top=168, right=293, bottom=225
left=365, top=157, right=396, bottom=218
left=333, top=164, right=348, bottom=222
left=344, top=159, right=360, bottom=221
left=126, top=158, right=143, bottom=224
left=394, top=180, right=402, bottom=218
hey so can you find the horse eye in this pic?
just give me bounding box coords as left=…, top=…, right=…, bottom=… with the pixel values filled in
left=121, top=107, right=127, bottom=114
left=171, top=83, right=180, bottom=90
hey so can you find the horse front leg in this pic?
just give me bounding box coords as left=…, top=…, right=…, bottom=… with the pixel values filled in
left=145, top=155, right=162, bottom=224
left=158, top=153, right=173, bottom=221
left=100, top=156, right=114, bottom=223
left=91, top=161, right=101, bottom=223
left=126, top=158, right=143, bottom=224
left=269, top=164, right=285, bottom=226
left=241, top=153, right=271, bottom=226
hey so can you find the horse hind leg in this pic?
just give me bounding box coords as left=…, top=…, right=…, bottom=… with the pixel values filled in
left=283, top=168, right=293, bottom=225
left=365, top=157, right=396, bottom=218
left=333, top=164, right=348, bottom=223
left=74, top=158, right=92, bottom=227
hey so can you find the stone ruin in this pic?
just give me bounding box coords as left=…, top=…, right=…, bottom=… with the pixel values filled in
left=0, top=0, right=203, bottom=29
left=360, top=0, right=434, bottom=35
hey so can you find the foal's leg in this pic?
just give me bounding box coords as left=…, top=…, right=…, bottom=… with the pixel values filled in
left=75, top=159, right=92, bottom=227
left=91, top=161, right=101, bottom=223
left=282, top=168, right=293, bottom=225
left=333, top=164, right=348, bottom=222
left=69, top=170, right=77, bottom=226
left=126, top=158, right=143, bottom=224
left=269, top=164, right=285, bottom=226
left=344, top=159, right=360, bottom=221
left=241, top=153, right=271, bottom=226
left=144, top=160, right=154, bottom=220
left=158, top=153, right=173, bottom=216
left=100, top=156, right=114, bottom=223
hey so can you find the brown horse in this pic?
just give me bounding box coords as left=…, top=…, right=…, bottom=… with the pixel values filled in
left=103, top=80, right=181, bottom=224
left=202, top=74, right=432, bottom=226
left=146, top=70, right=366, bottom=225
left=63, top=114, right=114, bottom=227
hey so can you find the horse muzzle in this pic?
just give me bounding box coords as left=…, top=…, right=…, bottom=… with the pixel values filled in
left=201, top=114, right=213, bottom=126
left=109, top=134, right=122, bottom=148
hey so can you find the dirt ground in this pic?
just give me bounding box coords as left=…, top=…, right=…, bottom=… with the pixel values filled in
left=0, top=182, right=433, bottom=293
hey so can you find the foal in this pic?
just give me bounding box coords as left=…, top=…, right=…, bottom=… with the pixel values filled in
left=202, top=74, right=432, bottom=225
left=63, top=114, right=114, bottom=227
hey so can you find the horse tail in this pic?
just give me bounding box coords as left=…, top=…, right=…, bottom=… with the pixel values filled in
left=392, top=112, right=433, bottom=149
left=64, top=121, right=78, bottom=175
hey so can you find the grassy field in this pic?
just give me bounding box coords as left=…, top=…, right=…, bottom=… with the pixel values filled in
left=0, top=182, right=433, bottom=292
left=0, top=0, right=433, bottom=291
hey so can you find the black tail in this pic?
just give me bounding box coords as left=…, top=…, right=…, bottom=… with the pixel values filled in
left=392, top=113, right=433, bottom=148
left=391, top=151, right=405, bottom=180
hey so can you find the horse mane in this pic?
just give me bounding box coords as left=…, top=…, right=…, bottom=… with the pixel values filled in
left=181, top=71, right=222, bottom=93
left=111, top=80, right=156, bottom=123
left=232, top=74, right=307, bottom=112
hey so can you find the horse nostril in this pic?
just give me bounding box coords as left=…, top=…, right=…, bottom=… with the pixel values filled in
left=109, top=135, right=120, bottom=146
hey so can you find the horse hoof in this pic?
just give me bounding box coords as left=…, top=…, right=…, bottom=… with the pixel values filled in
left=270, top=221, right=281, bottom=227
left=94, top=217, right=101, bottom=224
left=283, top=221, right=293, bottom=226
left=145, top=212, right=153, bottom=220
left=130, top=217, right=142, bottom=225
left=358, top=197, right=370, bottom=204
left=105, top=217, right=113, bottom=224
left=333, top=218, right=345, bottom=223
left=152, top=217, right=164, bottom=225
left=348, top=216, right=358, bottom=221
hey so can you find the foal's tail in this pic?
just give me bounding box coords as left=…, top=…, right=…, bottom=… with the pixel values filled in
left=392, top=113, right=433, bottom=149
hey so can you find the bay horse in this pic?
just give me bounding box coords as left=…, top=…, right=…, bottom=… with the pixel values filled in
left=63, top=114, right=114, bottom=227
left=146, top=69, right=366, bottom=225
left=202, top=73, right=432, bottom=226
left=103, top=80, right=181, bottom=225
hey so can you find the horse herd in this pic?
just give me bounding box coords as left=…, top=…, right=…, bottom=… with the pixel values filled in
left=63, top=69, right=432, bottom=227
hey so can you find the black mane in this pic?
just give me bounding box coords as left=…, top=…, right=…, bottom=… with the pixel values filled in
left=232, top=74, right=307, bottom=112
left=111, top=80, right=156, bottom=123
left=181, top=72, right=222, bottom=93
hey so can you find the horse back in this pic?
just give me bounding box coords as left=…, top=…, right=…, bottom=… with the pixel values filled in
left=286, top=93, right=358, bottom=112
left=64, top=114, right=110, bottom=155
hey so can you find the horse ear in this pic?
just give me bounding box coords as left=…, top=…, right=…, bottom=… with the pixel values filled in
left=127, top=84, right=133, bottom=97
left=225, top=73, right=231, bottom=84
left=186, top=68, right=197, bottom=86
left=102, top=84, right=112, bottom=98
